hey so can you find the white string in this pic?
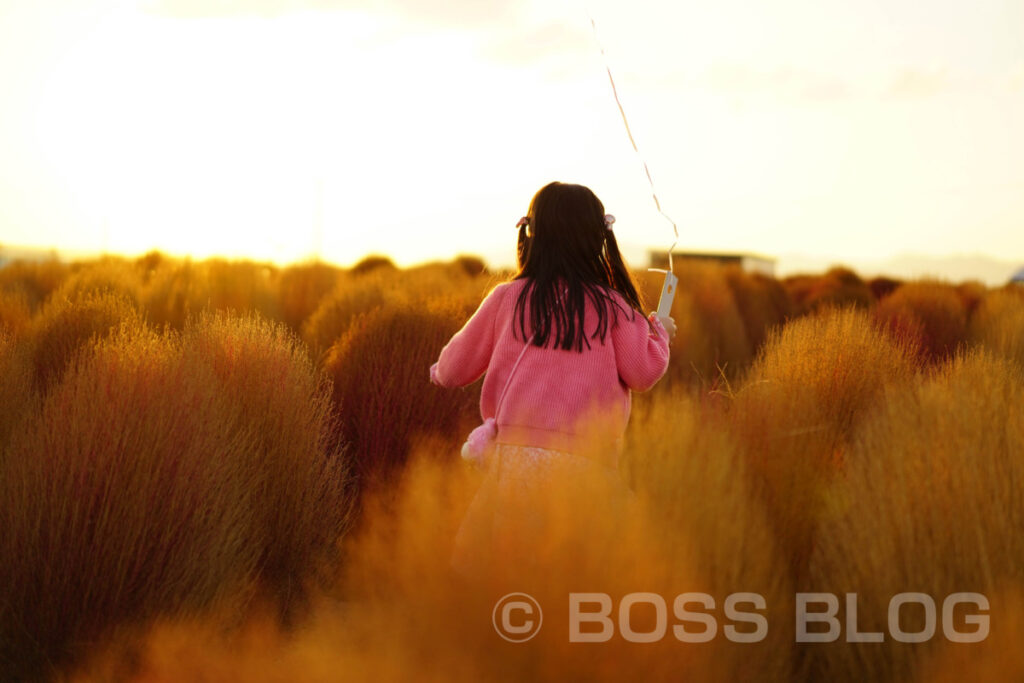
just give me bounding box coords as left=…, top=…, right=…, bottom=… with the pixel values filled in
left=585, top=4, right=679, bottom=272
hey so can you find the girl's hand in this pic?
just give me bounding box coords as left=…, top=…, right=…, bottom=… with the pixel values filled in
left=429, top=362, right=441, bottom=386
left=657, top=315, right=677, bottom=341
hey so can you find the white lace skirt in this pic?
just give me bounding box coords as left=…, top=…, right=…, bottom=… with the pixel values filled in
left=450, top=443, right=639, bottom=583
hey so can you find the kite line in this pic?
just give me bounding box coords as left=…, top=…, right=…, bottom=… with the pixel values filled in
left=585, top=6, right=680, bottom=272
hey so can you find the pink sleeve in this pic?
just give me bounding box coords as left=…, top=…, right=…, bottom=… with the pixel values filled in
left=433, top=284, right=506, bottom=388
left=612, top=310, right=670, bottom=392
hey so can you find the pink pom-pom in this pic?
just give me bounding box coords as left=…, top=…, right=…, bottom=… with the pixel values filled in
left=461, top=417, right=497, bottom=465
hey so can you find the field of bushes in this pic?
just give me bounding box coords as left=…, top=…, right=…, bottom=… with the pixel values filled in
left=1, top=251, right=1022, bottom=682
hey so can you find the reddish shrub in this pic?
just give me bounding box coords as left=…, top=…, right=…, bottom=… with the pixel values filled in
left=0, top=289, right=31, bottom=337
left=140, top=258, right=201, bottom=328
left=0, top=327, right=260, bottom=680
left=276, top=261, right=341, bottom=331
left=303, top=271, right=412, bottom=358
left=53, top=257, right=142, bottom=306
left=874, top=280, right=969, bottom=363
left=970, top=287, right=1024, bottom=368
left=724, top=267, right=795, bottom=353
left=955, top=280, right=987, bottom=318
left=27, top=291, right=145, bottom=390
left=452, top=254, right=488, bottom=277
left=663, top=262, right=753, bottom=386
left=323, top=304, right=481, bottom=491
left=0, top=315, right=354, bottom=681
left=141, top=259, right=280, bottom=329
left=0, top=257, right=70, bottom=311
left=867, top=276, right=902, bottom=300
left=304, top=262, right=489, bottom=360
left=0, top=331, right=36, bottom=450
left=203, top=259, right=280, bottom=321
left=350, top=255, right=397, bottom=276
left=182, top=313, right=353, bottom=614
left=133, top=249, right=166, bottom=279
left=731, top=307, right=920, bottom=581
left=810, top=350, right=1024, bottom=683
left=784, top=267, right=874, bottom=314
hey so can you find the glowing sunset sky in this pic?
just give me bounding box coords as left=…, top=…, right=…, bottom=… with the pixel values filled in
left=0, top=0, right=1021, bottom=276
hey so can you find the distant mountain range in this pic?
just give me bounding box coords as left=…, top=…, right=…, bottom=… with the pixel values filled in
left=609, top=244, right=1022, bottom=286
left=4, top=242, right=1022, bottom=286
left=773, top=252, right=1023, bottom=286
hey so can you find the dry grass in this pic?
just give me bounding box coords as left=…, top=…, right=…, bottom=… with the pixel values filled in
left=0, top=255, right=1019, bottom=681
left=323, top=303, right=481, bottom=492
left=141, top=258, right=280, bottom=329
left=0, top=287, right=32, bottom=336
left=181, top=313, right=354, bottom=617
left=54, top=258, right=143, bottom=306
left=808, top=350, right=1024, bottom=683
left=303, top=269, right=415, bottom=358
left=623, top=389, right=794, bottom=681
left=783, top=267, right=874, bottom=314
left=874, top=280, right=969, bottom=363
left=0, top=325, right=261, bottom=680
left=350, top=254, right=398, bottom=276
left=26, top=291, right=146, bottom=391
left=0, top=257, right=69, bottom=311
left=277, top=260, right=342, bottom=331
left=202, top=258, right=281, bottom=322
left=0, top=329, right=37, bottom=449
left=868, top=276, right=902, bottom=301
left=729, top=307, right=920, bottom=582
left=954, top=280, right=987, bottom=318
left=723, top=267, right=794, bottom=354
left=969, top=286, right=1024, bottom=368
left=0, top=315, right=353, bottom=681
left=912, top=586, right=1024, bottom=683
left=138, top=258, right=208, bottom=329
left=636, top=262, right=798, bottom=389
left=67, top=441, right=785, bottom=683
left=650, top=261, right=753, bottom=387
left=303, top=261, right=489, bottom=358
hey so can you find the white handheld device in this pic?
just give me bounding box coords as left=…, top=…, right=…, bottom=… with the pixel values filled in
left=651, top=269, right=678, bottom=318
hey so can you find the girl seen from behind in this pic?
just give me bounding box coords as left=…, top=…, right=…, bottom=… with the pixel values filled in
left=430, top=181, right=675, bottom=581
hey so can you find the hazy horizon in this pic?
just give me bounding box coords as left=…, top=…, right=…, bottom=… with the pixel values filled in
left=3, top=238, right=1022, bottom=287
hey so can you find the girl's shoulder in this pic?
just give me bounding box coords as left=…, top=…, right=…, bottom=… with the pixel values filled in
left=476, top=279, right=525, bottom=310
left=488, top=278, right=525, bottom=298
left=492, top=277, right=540, bottom=298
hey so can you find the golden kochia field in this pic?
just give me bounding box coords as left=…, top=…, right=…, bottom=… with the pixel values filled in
left=0, top=252, right=1022, bottom=682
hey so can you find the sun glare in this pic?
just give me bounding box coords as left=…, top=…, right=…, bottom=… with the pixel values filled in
left=28, top=2, right=695, bottom=267
left=14, top=0, right=1024, bottom=275
left=35, top=7, right=455, bottom=263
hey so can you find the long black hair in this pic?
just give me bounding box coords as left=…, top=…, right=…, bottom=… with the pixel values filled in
left=513, top=181, right=645, bottom=351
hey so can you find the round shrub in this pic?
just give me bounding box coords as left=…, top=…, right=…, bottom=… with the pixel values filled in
left=324, top=304, right=481, bottom=489
left=27, top=291, right=145, bottom=390
left=875, top=280, right=969, bottom=363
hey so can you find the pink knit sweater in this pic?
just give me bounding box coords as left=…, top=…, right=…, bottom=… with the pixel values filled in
left=431, top=279, right=670, bottom=462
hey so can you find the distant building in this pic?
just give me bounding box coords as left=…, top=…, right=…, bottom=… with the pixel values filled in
left=1011, top=267, right=1024, bottom=285
left=648, top=250, right=776, bottom=277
